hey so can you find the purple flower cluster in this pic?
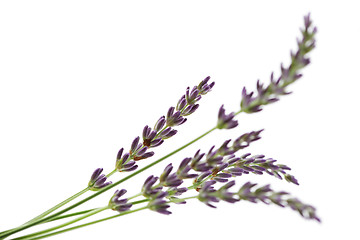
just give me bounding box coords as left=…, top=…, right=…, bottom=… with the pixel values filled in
left=195, top=178, right=320, bottom=222
left=217, top=105, right=238, bottom=129
left=116, top=148, right=137, bottom=172
left=221, top=153, right=299, bottom=185
left=113, top=76, right=215, bottom=174
left=141, top=175, right=172, bottom=215
left=240, top=13, right=317, bottom=113
left=183, top=131, right=264, bottom=186
left=88, top=168, right=112, bottom=191
left=108, top=189, right=132, bottom=212
left=198, top=180, right=238, bottom=208
left=160, top=164, right=183, bottom=187
left=238, top=181, right=320, bottom=222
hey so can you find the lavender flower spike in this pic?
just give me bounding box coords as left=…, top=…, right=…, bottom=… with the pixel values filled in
left=88, top=168, right=112, bottom=191
left=217, top=105, right=238, bottom=129
left=238, top=181, right=320, bottom=222
left=240, top=13, right=317, bottom=114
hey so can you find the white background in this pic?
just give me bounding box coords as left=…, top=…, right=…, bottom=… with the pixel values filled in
left=0, top=1, right=359, bottom=239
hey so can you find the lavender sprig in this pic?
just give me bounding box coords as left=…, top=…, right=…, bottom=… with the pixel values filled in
left=241, top=14, right=317, bottom=113
left=0, top=14, right=318, bottom=240
left=114, top=76, right=215, bottom=173
left=197, top=180, right=320, bottom=222
left=238, top=181, right=320, bottom=222
left=223, top=153, right=299, bottom=185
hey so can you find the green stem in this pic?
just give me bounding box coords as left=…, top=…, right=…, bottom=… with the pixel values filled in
left=106, top=169, right=117, bottom=178
left=13, top=199, right=150, bottom=240
left=24, top=187, right=90, bottom=225
left=22, top=207, right=148, bottom=240
left=0, top=126, right=217, bottom=239
left=12, top=207, right=109, bottom=240
left=127, top=192, right=142, bottom=201
left=46, top=209, right=96, bottom=222
left=0, top=187, right=91, bottom=237
left=20, top=196, right=198, bottom=240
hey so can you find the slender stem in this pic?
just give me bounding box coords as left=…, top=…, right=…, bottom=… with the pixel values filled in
left=13, top=199, right=150, bottom=240
left=106, top=169, right=117, bottom=178
left=24, top=187, right=90, bottom=225
left=127, top=192, right=142, bottom=201
left=0, top=126, right=217, bottom=239
left=0, top=187, right=92, bottom=237
left=46, top=209, right=96, bottom=222
left=21, top=196, right=198, bottom=240
left=12, top=207, right=109, bottom=240
left=23, top=207, right=148, bottom=240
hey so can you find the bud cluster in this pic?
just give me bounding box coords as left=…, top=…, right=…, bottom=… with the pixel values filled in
left=88, top=168, right=112, bottom=191
left=197, top=180, right=320, bottom=222
left=113, top=76, right=215, bottom=176
left=108, top=189, right=132, bottom=213
left=240, top=14, right=317, bottom=113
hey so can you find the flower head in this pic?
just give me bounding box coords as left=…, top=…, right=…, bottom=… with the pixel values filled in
left=217, top=105, right=238, bottom=129
left=88, top=168, right=112, bottom=191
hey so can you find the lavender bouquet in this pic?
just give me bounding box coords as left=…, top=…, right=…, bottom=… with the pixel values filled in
left=0, top=13, right=319, bottom=240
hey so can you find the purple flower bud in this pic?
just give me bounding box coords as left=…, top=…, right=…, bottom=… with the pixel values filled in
left=176, top=95, right=187, bottom=111
left=177, top=158, right=198, bottom=179
left=197, top=180, right=219, bottom=208
left=182, top=104, right=199, bottom=116
left=142, top=125, right=164, bottom=148
left=284, top=174, right=299, bottom=185
left=167, top=187, right=188, bottom=197
left=88, top=168, right=112, bottom=191
left=121, top=165, right=138, bottom=172
left=160, top=164, right=183, bottom=187
left=185, top=86, right=201, bottom=105
left=197, top=76, right=215, bottom=95
left=150, top=138, right=164, bottom=147
left=217, top=139, right=236, bottom=156
left=134, top=151, right=154, bottom=161
left=148, top=198, right=171, bottom=215
left=233, top=129, right=263, bottom=151
left=160, top=164, right=173, bottom=183
left=109, top=189, right=132, bottom=212
left=142, top=175, right=162, bottom=198
left=116, top=148, right=124, bottom=161
left=217, top=105, right=238, bottom=129
left=130, top=136, right=141, bottom=154
left=195, top=171, right=212, bottom=183
left=154, top=116, right=166, bottom=132
left=159, top=127, right=177, bottom=139
left=166, top=107, right=187, bottom=126
left=116, top=152, right=136, bottom=172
